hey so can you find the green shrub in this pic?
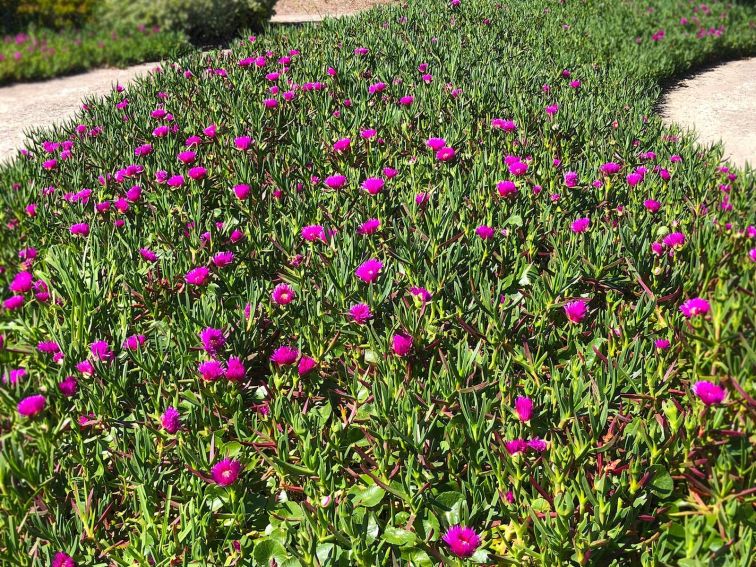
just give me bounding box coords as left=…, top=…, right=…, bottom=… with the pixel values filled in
left=0, top=0, right=96, bottom=32
left=95, top=0, right=275, bottom=44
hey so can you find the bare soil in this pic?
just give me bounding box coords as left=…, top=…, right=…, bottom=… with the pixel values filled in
left=660, top=57, right=756, bottom=169
left=272, top=0, right=395, bottom=17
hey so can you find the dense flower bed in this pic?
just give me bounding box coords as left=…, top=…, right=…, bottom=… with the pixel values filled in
left=0, top=0, right=754, bottom=565
left=0, top=25, right=186, bottom=84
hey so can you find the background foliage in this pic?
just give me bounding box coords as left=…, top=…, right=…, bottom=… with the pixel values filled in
left=0, top=0, right=754, bottom=565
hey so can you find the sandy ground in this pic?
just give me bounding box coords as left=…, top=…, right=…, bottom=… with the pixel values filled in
left=0, top=63, right=159, bottom=163
left=272, top=0, right=394, bottom=17
left=660, top=57, right=756, bottom=169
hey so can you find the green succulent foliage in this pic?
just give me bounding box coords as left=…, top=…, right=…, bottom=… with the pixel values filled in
left=0, top=0, right=754, bottom=566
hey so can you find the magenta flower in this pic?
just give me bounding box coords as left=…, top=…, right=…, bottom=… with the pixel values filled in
left=9, top=271, right=33, bottom=293
left=302, top=224, right=326, bottom=242
left=600, top=162, right=621, bottom=175
left=626, top=172, right=643, bottom=186
left=662, top=232, right=685, bottom=249
left=410, top=286, right=432, bottom=303
left=475, top=225, right=495, bottom=240
left=399, top=95, right=414, bottom=106
left=679, top=297, right=710, bottom=318
left=211, top=458, right=241, bottom=486
left=188, top=166, right=207, bottom=180
left=161, top=406, right=180, bottom=433
left=271, top=283, right=295, bottom=305
left=69, top=223, right=90, bottom=236
left=508, top=160, right=528, bottom=176
left=198, top=360, right=225, bottom=381
left=139, top=248, right=158, bottom=262
left=644, top=199, right=661, bottom=213
left=655, top=339, right=671, bottom=350
left=18, top=394, right=46, bottom=417
left=361, top=177, right=385, bottom=195
left=90, top=340, right=113, bottom=361
left=185, top=266, right=210, bottom=286
left=123, top=334, right=146, bottom=351
left=357, top=218, right=381, bottom=235
left=545, top=104, right=559, bottom=116
left=692, top=381, right=725, bottom=406
left=426, top=137, right=446, bottom=151
left=324, top=174, right=347, bottom=189
left=514, top=396, right=534, bottom=421
left=234, top=136, right=252, bottom=150
left=51, top=552, right=75, bottom=567
left=497, top=180, right=518, bottom=198
left=527, top=438, right=548, bottom=452
left=58, top=376, right=78, bottom=397
left=491, top=118, right=517, bottom=132
left=442, top=525, right=481, bottom=558
left=392, top=333, right=413, bottom=357
left=177, top=150, right=196, bottom=164
left=212, top=251, right=234, bottom=268
left=436, top=147, right=456, bottom=162
left=298, top=355, right=317, bottom=375
left=167, top=175, right=184, bottom=188
left=570, top=217, right=590, bottom=233
left=333, top=138, right=351, bottom=153
left=564, top=171, right=579, bottom=188
left=225, top=356, right=246, bottom=381
left=271, top=346, right=299, bottom=366
left=564, top=299, right=588, bottom=324
left=199, top=327, right=225, bottom=355
left=233, top=183, right=250, bottom=199
left=505, top=438, right=528, bottom=455
left=350, top=303, right=372, bottom=324
left=355, top=258, right=383, bottom=283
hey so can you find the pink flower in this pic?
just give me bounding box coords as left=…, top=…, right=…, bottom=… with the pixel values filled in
left=302, top=225, right=326, bottom=242
left=225, top=356, right=246, bottom=381
left=123, top=334, right=146, bottom=351
left=571, top=217, right=590, bottom=233
left=188, top=166, right=207, bottom=180
left=51, top=552, right=75, bottom=567
left=692, top=381, right=725, bottom=406
left=508, top=160, right=528, bottom=176
left=409, top=286, right=432, bottom=303
left=527, top=438, right=548, bottom=452
left=58, top=376, right=78, bottom=397
left=350, top=303, right=372, bottom=324
left=679, top=297, right=710, bottom=318
left=436, top=147, right=456, bottom=162
left=497, top=180, right=518, bottom=198
left=177, top=151, right=196, bottom=164
left=324, top=175, right=347, bottom=189
left=475, top=225, right=495, bottom=240
left=655, top=339, right=671, bottom=350
left=167, top=175, right=184, bottom=187
left=442, top=525, right=481, bottom=558
left=263, top=98, right=278, bottom=109
left=643, top=199, right=661, bottom=213
left=357, top=218, right=381, bottom=235
left=233, top=183, right=250, bottom=199
left=90, top=340, right=113, bottom=361
left=203, top=124, right=217, bottom=138
left=139, top=248, right=158, bottom=262
left=392, top=333, right=413, bottom=357
left=2, top=295, right=23, bottom=311
left=564, top=299, right=588, bottom=323
left=564, top=171, right=578, bottom=187
left=626, top=172, right=643, bottom=186
left=161, top=406, right=180, bottom=433
left=271, top=346, right=299, bottom=366
left=663, top=232, right=685, bottom=248
left=198, top=360, right=225, bottom=381
left=185, top=266, right=210, bottom=286
left=69, top=223, right=90, bottom=236
left=199, top=327, right=225, bottom=355
left=399, top=95, right=414, bottom=106
left=600, top=162, right=621, bottom=175
left=272, top=283, right=295, bottom=305
left=491, top=118, right=517, bottom=132
left=10, top=271, right=33, bottom=293
left=361, top=177, right=385, bottom=195
left=514, top=396, right=533, bottom=421
left=211, top=458, right=241, bottom=486
left=505, top=438, right=528, bottom=455
left=212, top=251, right=234, bottom=268
left=545, top=104, right=559, bottom=116
left=235, top=136, right=252, bottom=150
left=333, top=138, right=351, bottom=153
left=298, top=355, right=317, bottom=375
left=426, top=137, right=446, bottom=151
left=355, top=259, right=383, bottom=283
left=17, top=394, right=46, bottom=417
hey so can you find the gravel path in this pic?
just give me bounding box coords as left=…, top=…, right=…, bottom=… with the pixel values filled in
left=660, top=57, right=756, bottom=169
left=272, top=0, right=394, bottom=18
left=0, top=63, right=159, bottom=163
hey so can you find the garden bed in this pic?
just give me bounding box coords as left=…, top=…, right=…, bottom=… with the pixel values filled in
left=0, top=0, right=754, bottom=565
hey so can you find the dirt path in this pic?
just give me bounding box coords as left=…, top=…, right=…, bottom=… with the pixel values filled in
left=0, top=63, right=159, bottom=163
left=660, top=57, right=756, bottom=169
left=272, top=0, right=394, bottom=19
